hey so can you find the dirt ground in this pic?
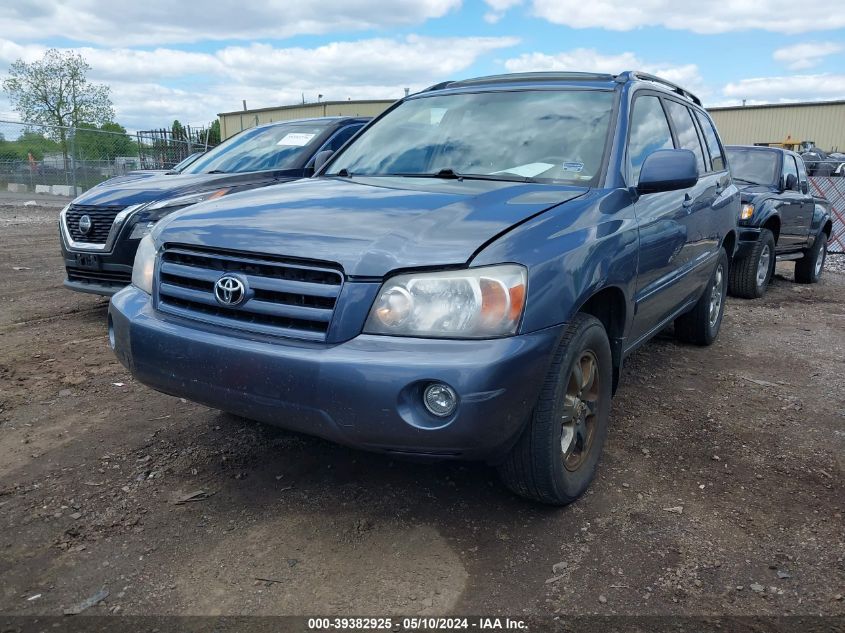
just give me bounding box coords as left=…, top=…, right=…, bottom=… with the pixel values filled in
left=1, top=197, right=843, bottom=618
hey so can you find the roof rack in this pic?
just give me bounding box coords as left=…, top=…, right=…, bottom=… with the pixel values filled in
left=616, top=71, right=701, bottom=106
left=421, top=80, right=454, bottom=93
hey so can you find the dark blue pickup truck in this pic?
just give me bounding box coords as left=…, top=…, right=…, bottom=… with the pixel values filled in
left=724, top=146, right=832, bottom=298
left=110, top=72, right=739, bottom=504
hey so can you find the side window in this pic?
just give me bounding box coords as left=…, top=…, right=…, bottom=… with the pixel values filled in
left=628, top=96, right=674, bottom=183
left=664, top=100, right=706, bottom=174
left=694, top=110, right=726, bottom=171
left=324, top=124, right=363, bottom=152
left=782, top=154, right=799, bottom=190
left=796, top=156, right=809, bottom=192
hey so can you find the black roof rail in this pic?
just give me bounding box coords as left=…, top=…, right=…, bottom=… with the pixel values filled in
left=616, top=70, right=701, bottom=106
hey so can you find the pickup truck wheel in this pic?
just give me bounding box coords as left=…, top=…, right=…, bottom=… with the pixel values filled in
left=497, top=313, right=612, bottom=505
left=728, top=229, right=775, bottom=298
left=674, top=249, right=728, bottom=346
left=794, top=233, right=827, bottom=284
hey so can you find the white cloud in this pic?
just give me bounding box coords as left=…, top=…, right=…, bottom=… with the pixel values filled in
left=483, top=0, right=523, bottom=23
left=503, top=48, right=703, bottom=94
left=722, top=73, right=845, bottom=102
left=773, top=42, right=844, bottom=70
left=0, top=0, right=462, bottom=46
left=530, top=0, right=845, bottom=34
left=0, top=35, right=519, bottom=129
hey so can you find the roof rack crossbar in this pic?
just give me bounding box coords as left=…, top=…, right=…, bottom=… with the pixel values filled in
left=617, top=71, right=701, bottom=106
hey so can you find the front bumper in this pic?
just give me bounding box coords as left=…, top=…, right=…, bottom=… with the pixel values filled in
left=109, top=286, right=562, bottom=461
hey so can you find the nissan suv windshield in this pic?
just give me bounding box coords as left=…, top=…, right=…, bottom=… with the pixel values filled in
left=183, top=122, right=332, bottom=175
left=327, top=89, right=614, bottom=184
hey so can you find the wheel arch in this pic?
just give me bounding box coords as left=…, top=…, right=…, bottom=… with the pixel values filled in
left=574, top=285, right=627, bottom=393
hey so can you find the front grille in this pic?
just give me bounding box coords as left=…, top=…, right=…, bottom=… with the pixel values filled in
left=66, top=267, right=132, bottom=286
left=156, top=246, right=344, bottom=341
left=65, top=204, right=125, bottom=244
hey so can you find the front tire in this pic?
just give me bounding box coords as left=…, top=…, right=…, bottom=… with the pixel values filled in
left=728, top=229, right=775, bottom=299
left=498, top=313, right=612, bottom=505
left=795, top=233, right=827, bottom=284
left=675, top=248, right=728, bottom=346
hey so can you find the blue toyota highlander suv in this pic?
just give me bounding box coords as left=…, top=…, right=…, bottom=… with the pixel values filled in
left=110, top=72, right=739, bottom=504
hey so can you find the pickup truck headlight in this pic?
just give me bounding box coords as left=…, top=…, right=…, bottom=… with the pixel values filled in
left=364, top=265, right=527, bottom=338
left=131, top=234, right=157, bottom=295
left=740, top=203, right=754, bottom=220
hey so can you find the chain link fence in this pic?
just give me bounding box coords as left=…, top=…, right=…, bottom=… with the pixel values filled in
left=0, top=119, right=215, bottom=197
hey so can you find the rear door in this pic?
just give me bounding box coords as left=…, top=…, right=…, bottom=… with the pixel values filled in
left=778, top=154, right=810, bottom=251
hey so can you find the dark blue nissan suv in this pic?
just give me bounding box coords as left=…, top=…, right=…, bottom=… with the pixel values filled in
left=110, top=72, right=739, bottom=504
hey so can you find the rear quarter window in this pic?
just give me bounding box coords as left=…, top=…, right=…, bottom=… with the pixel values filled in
left=694, top=110, right=726, bottom=172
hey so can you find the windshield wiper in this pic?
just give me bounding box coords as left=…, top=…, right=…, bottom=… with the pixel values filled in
left=206, top=169, right=227, bottom=174
left=388, top=168, right=535, bottom=183
left=733, top=177, right=765, bottom=186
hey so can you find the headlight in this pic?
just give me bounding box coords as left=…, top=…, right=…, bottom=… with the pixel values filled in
left=145, top=188, right=230, bottom=211
left=131, top=234, right=157, bottom=294
left=740, top=203, right=754, bottom=220
left=364, top=265, right=527, bottom=338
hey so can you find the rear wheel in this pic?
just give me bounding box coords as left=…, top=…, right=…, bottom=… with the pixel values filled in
left=498, top=314, right=612, bottom=505
left=675, top=249, right=728, bottom=346
left=795, top=233, right=827, bottom=283
left=728, top=229, right=775, bottom=299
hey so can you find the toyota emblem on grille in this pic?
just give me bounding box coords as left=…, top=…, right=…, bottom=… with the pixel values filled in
left=78, top=215, right=92, bottom=235
left=214, top=275, right=247, bottom=306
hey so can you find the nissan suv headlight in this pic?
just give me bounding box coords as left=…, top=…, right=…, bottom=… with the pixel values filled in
left=364, top=265, right=527, bottom=338
left=145, top=188, right=230, bottom=211
left=131, top=234, right=157, bottom=294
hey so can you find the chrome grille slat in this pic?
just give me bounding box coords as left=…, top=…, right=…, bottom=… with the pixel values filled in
left=156, top=246, right=343, bottom=341
left=64, top=204, right=125, bottom=244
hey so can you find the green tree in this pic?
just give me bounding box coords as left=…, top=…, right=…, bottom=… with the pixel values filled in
left=206, top=120, right=221, bottom=146
left=75, top=122, right=136, bottom=161
left=171, top=119, right=186, bottom=141
left=2, top=49, right=114, bottom=165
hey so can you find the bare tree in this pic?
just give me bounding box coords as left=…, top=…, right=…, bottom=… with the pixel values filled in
left=2, top=49, right=114, bottom=165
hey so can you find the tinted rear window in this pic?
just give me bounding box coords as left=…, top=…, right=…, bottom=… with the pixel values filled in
left=694, top=110, right=726, bottom=171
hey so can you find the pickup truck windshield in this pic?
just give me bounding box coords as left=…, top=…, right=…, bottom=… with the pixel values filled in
left=725, top=148, right=779, bottom=186
left=182, top=122, right=331, bottom=175
left=327, top=90, right=614, bottom=184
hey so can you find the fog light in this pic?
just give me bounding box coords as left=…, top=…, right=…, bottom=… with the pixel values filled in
left=423, top=383, right=457, bottom=418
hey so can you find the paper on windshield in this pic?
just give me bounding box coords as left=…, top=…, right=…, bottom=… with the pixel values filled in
left=277, top=132, right=316, bottom=146
left=493, top=163, right=554, bottom=177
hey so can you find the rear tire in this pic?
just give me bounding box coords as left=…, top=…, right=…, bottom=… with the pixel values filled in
left=675, top=249, right=728, bottom=346
left=795, top=233, right=827, bottom=284
left=728, top=229, right=775, bottom=299
left=498, top=314, right=612, bottom=505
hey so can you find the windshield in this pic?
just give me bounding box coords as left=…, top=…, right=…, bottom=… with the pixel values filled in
left=726, top=148, right=779, bottom=186
left=182, top=122, right=331, bottom=174
left=327, top=89, right=614, bottom=184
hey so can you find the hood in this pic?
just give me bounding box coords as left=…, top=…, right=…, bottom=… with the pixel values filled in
left=736, top=183, right=777, bottom=204
left=73, top=169, right=302, bottom=208
left=153, top=176, right=588, bottom=277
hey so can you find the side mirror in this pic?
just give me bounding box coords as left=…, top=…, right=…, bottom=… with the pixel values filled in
left=785, top=173, right=798, bottom=192
left=637, top=149, right=699, bottom=194
left=313, top=150, right=334, bottom=173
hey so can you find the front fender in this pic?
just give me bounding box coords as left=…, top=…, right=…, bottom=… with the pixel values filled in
left=810, top=199, right=832, bottom=237
left=471, top=189, right=639, bottom=338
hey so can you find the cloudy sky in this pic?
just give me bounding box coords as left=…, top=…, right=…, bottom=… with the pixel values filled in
left=1, top=0, right=844, bottom=131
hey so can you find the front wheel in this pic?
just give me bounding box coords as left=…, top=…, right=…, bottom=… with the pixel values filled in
left=728, top=229, right=775, bottom=299
left=795, top=234, right=827, bottom=284
left=675, top=249, right=729, bottom=346
left=498, top=313, right=612, bottom=505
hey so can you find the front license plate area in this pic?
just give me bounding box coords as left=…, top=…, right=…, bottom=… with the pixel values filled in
left=75, top=253, right=101, bottom=270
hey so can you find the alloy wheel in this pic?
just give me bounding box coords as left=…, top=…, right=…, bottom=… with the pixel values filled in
left=560, top=351, right=600, bottom=472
